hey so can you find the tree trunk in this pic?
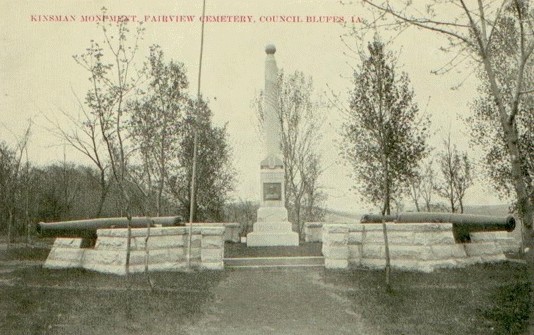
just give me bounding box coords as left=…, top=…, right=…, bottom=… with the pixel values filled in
left=7, top=210, right=13, bottom=247
left=95, top=179, right=108, bottom=218
left=479, top=50, right=534, bottom=334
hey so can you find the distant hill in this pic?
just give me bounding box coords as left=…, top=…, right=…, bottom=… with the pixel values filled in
left=462, top=204, right=511, bottom=216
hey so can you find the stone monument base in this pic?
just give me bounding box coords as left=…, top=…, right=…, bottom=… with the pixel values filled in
left=247, top=221, right=299, bottom=246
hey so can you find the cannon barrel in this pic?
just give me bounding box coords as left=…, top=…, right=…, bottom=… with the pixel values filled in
left=360, top=212, right=516, bottom=233
left=36, top=216, right=184, bottom=239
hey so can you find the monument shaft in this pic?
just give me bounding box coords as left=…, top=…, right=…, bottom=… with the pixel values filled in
left=247, top=44, right=299, bottom=247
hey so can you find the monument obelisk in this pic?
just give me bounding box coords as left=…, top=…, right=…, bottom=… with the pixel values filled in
left=247, top=44, right=299, bottom=247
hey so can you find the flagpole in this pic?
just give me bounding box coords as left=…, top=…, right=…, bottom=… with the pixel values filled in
left=188, top=0, right=207, bottom=268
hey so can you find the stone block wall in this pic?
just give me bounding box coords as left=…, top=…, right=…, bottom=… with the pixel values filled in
left=322, top=223, right=508, bottom=272
left=304, top=222, right=323, bottom=242
left=470, top=231, right=520, bottom=254
left=44, top=226, right=225, bottom=275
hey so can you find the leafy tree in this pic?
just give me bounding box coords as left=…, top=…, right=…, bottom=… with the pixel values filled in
left=129, top=45, right=189, bottom=216
left=341, top=38, right=429, bottom=215
left=168, top=98, right=235, bottom=222
left=254, top=70, right=327, bottom=235
left=73, top=9, right=144, bottom=276
left=357, top=2, right=534, bottom=330
left=467, top=5, right=534, bottom=210
left=435, top=136, right=473, bottom=213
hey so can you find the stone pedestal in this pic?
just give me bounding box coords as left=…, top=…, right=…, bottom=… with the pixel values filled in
left=247, top=206, right=298, bottom=246
left=247, top=157, right=298, bottom=246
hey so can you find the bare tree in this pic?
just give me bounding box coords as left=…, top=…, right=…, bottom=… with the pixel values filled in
left=0, top=123, right=32, bottom=245
left=47, top=99, right=110, bottom=217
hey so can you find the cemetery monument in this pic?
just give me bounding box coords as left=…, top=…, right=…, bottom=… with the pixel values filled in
left=247, top=44, right=299, bottom=247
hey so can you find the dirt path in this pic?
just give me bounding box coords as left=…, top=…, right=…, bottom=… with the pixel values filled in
left=183, top=268, right=381, bottom=335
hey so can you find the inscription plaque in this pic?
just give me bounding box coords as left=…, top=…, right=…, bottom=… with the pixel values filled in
left=263, top=182, right=282, bottom=201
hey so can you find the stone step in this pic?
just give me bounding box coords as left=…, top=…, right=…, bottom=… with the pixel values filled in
left=224, top=256, right=324, bottom=268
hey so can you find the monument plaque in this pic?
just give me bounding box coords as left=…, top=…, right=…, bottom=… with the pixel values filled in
left=263, top=182, right=282, bottom=201
left=247, top=45, right=299, bottom=247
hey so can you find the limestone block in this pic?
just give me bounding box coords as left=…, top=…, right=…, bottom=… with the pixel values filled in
left=52, top=238, right=84, bottom=248
left=84, top=250, right=126, bottom=266
left=190, top=238, right=201, bottom=248
left=430, top=244, right=467, bottom=259
left=348, top=245, right=361, bottom=259
left=413, top=231, right=455, bottom=246
left=348, top=232, right=363, bottom=244
left=470, top=232, right=497, bottom=242
left=324, top=233, right=348, bottom=246
left=257, top=207, right=288, bottom=222
left=323, top=245, right=349, bottom=259
left=304, top=222, right=323, bottom=243
left=149, top=235, right=187, bottom=249
left=324, top=259, right=348, bottom=269
left=48, top=248, right=85, bottom=262
left=246, top=231, right=299, bottom=246
left=190, top=247, right=201, bottom=260
left=44, top=259, right=82, bottom=269
left=347, top=223, right=364, bottom=232
left=201, top=248, right=224, bottom=262
left=95, top=237, right=128, bottom=250
left=464, top=242, right=502, bottom=257
left=472, top=232, right=519, bottom=254
left=201, top=235, right=224, bottom=249
left=363, top=231, right=385, bottom=244
left=389, top=245, right=432, bottom=260
left=200, top=226, right=225, bottom=236
left=323, top=224, right=349, bottom=234
left=362, top=244, right=384, bottom=259
left=254, top=222, right=294, bottom=232
left=304, top=227, right=322, bottom=243
left=386, top=231, right=414, bottom=245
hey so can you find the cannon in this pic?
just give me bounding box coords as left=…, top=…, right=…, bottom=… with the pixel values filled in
left=360, top=212, right=516, bottom=242
left=36, top=216, right=184, bottom=239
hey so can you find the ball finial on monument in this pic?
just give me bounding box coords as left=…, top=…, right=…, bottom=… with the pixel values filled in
left=265, top=44, right=276, bottom=54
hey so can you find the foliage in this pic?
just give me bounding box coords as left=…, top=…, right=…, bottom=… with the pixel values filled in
left=73, top=11, right=144, bottom=218
left=467, top=4, right=534, bottom=209
left=341, top=38, right=429, bottom=215
left=129, top=45, right=189, bottom=216
left=435, top=136, right=473, bottom=213
left=168, top=98, right=235, bottom=222
left=223, top=200, right=259, bottom=236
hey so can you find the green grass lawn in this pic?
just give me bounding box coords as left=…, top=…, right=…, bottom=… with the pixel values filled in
left=324, top=262, right=530, bottom=335
left=0, top=246, right=530, bottom=335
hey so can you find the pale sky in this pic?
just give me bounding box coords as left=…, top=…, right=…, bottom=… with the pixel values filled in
left=0, top=0, right=505, bottom=213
